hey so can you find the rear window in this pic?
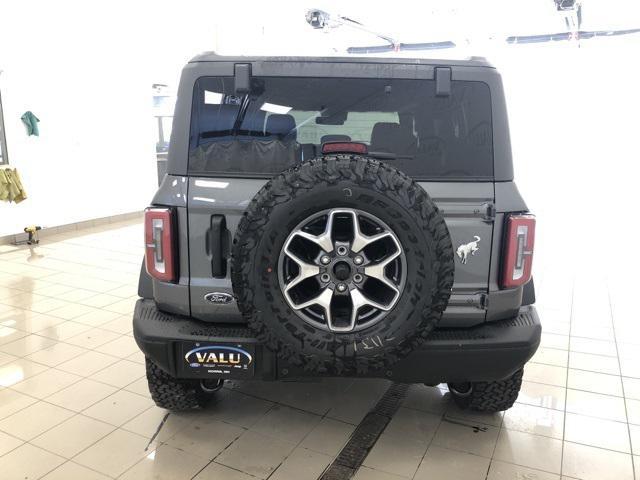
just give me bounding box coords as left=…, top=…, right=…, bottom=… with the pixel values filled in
left=189, top=76, right=493, bottom=179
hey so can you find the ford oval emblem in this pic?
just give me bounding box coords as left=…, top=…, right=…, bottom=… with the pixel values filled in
left=204, top=292, right=234, bottom=305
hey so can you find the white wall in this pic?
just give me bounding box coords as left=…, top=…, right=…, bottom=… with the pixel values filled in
left=492, top=40, right=640, bottom=288
left=0, top=1, right=220, bottom=236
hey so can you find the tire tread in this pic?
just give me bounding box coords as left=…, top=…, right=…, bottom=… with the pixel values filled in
left=145, top=358, right=213, bottom=411
left=450, top=369, right=524, bottom=413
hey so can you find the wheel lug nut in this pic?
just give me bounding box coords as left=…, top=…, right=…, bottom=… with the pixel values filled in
left=336, top=246, right=348, bottom=256
left=336, top=283, right=347, bottom=292
left=320, top=273, right=331, bottom=282
left=320, top=255, right=331, bottom=265
left=354, top=256, right=363, bottom=265
left=353, top=274, right=363, bottom=283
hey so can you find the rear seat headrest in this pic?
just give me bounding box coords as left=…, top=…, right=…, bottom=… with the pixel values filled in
left=241, top=110, right=266, bottom=135
left=265, top=114, right=297, bottom=141
left=370, top=122, right=417, bottom=154
left=200, top=104, right=238, bottom=134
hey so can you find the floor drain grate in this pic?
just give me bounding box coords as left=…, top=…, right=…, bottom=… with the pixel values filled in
left=319, top=382, right=410, bottom=480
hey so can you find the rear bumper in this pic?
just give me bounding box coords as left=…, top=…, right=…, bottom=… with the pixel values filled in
left=133, top=299, right=541, bottom=384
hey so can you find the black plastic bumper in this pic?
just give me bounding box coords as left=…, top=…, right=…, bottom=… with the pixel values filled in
left=133, top=299, right=541, bottom=384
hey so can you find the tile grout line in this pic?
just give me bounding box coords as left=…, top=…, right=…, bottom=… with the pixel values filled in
left=114, top=405, right=235, bottom=480
left=519, top=377, right=636, bottom=401
left=2, top=338, right=138, bottom=393
left=606, top=284, right=637, bottom=479
left=0, top=317, right=137, bottom=366
left=1, top=367, right=152, bottom=447
left=18, top=376, right=618, bottom=480
left=0, top=348, right=153, bottom=463
left=195, top=381, right=359, bottom=480
left=558, top=276, right=575, bottom=478
left=0, top=295, right=138, bottom=324
left=181, top=384, right=360, bottom=480
left=23, top=404, right=155, bottom=477
left=248, top=381, right=370, bottom=479
left=0, top=262, right=140, bottom=297
left=5, top=359, right=150, bottom=416
left=407, top=389, right=446, bottom=480
left=0, top=224, right=152, bottom=477
left=484, top=398, right=507, bottom=479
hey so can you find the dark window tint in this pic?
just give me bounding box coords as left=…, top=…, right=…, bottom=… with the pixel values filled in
left=189, top=76, right=493, bottom=179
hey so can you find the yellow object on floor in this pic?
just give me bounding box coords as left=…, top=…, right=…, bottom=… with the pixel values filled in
left=0, top=167, right=28, bottom=203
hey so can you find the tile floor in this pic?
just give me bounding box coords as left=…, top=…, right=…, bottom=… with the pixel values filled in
left=0, top=219, right=638, bottom=480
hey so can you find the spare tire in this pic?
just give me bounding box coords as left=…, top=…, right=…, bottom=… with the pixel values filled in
left=231, top=155, right=454, bottom=375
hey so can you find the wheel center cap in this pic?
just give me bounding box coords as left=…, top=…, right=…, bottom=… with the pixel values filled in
left=333, top=261, right=352, bottom=281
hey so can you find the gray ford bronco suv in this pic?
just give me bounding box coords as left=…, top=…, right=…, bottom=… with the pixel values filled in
left=134, top=53, right=540, bottom=413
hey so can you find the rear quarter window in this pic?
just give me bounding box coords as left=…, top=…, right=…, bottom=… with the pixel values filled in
left=188, top=76, right=493, bottom=180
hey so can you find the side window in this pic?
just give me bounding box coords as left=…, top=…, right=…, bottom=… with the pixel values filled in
left=0, top=89, right=8, bottom=165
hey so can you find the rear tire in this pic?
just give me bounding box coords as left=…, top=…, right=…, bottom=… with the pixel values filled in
left=145, top=358, right=222, bottom=411
left=447, top=369, right=523, bottom=413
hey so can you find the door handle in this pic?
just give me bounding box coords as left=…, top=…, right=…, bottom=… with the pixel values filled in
left=208, top=215, right=227, bottom=277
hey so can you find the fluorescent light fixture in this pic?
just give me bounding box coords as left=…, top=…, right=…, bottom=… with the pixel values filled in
left=204, top=90, right=223, bottom=104
left=260, top=102, right=292, bottom=114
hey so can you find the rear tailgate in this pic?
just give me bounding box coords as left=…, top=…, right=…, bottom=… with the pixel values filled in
left=420, top=182, right=494, bottom=326
left=188, top=177, right=494, bottom=326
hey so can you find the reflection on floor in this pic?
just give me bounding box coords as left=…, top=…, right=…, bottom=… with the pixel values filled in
left=0, top=220, right=638, bottom=480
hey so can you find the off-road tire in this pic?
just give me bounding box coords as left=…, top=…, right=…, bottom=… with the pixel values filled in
left=448, top=369, right=524, bottom=413
left=145, top=358, right=219, bottom=411
left=231, top=155, right=454, bottom=375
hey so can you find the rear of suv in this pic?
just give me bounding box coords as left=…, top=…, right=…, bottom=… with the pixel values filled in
left=134, top=53, right=540, bottom=413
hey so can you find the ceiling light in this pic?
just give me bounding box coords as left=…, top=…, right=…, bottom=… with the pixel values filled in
left=204, top=91, right=223, bottom=104
left=260, top=102, right=292, bottom=114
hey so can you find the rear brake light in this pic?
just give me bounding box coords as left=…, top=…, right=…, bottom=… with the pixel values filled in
left=321, top=142, right=368, bottom=155
left=501, top=214, right=535, bottom=289
left=144, top=207, right=177, bottom=282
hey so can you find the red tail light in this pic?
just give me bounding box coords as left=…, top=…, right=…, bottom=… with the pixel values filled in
left=144, top=207, right=177, bottom=282
left=501, top=214, right=535, bottom=289
left=321, top=142, right=368, bottom=155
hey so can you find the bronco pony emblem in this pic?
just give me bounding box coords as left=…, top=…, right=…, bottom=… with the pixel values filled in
left=456, top=236, right=481, bottom=264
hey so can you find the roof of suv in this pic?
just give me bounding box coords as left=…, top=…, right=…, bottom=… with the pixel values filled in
left=189, top=51, right=494, bottom=68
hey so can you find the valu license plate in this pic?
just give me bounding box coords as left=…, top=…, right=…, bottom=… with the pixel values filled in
left=180, top=342, right=255, bottom=379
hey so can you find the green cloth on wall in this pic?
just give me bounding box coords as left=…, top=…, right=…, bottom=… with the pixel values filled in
left=21, top=111, right=40, bottom=136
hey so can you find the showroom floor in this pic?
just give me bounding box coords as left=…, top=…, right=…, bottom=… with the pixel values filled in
left=0, top=219, right=638, bottom=480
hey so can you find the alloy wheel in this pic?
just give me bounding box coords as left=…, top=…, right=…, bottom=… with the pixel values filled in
left=278, top=208, right=406, bottom=333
